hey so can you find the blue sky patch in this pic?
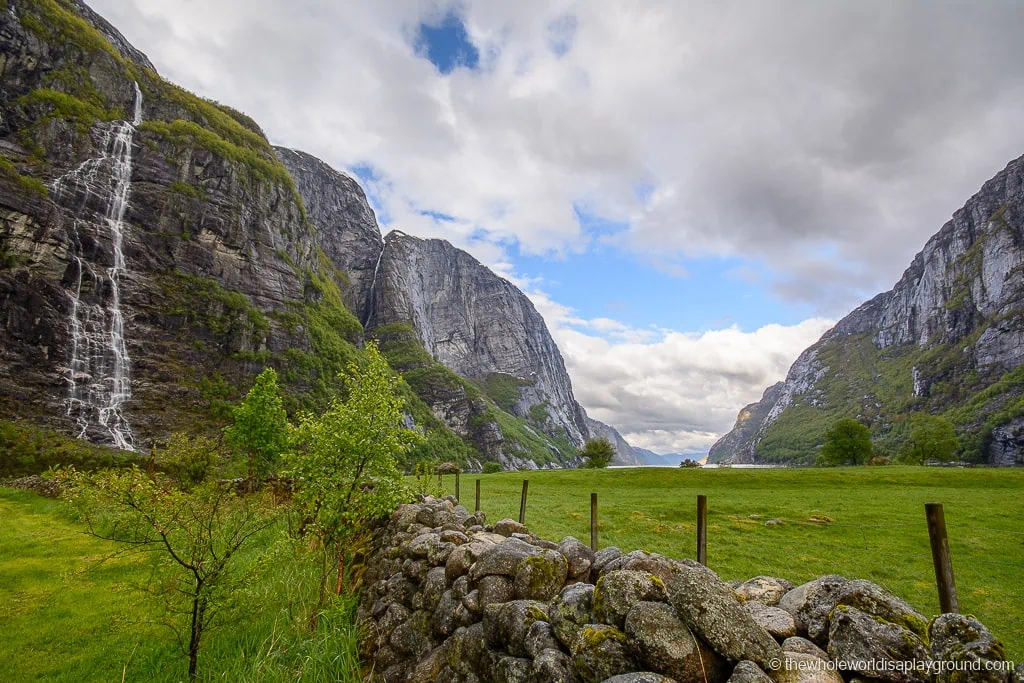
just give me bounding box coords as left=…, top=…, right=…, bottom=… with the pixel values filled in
left=512, top=244, right=814, bottom=334
left=547, top=15, right=578, bottom=57
left=415, top=11, right=479, bottom=74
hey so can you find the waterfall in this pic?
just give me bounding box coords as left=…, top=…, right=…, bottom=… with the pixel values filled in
left=54, top=83, right=143, bottom=451
left=363, top=245, right=386, bottom=328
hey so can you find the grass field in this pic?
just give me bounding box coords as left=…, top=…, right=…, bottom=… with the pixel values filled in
left=3, top=466, right=1022, bottom=679
left=0, top=489, right=361, bottom=682
left=428, top=465, right=1024, bottom=661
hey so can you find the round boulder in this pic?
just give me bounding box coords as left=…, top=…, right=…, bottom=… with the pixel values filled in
left=778, top=575, right=849, bottom=645
left=668, top=563, right=782, bottom=669
left=834, top=579, right=928, bottom=639
left=514, top=549, right=569, bottom=601
left=728, top=661, right=773, bottom=683
left=550, top=582, right=596, bottom=650
left=624, top=600, right=725, bottom=683
left=495, top=518, right=530, bottom=537
left=533, top=648, right=577, bottom=683
left=478, top=574, right=515, bottom=606
left=735, top=576, right=795, bottom=606
left=745, top=601, right=798, bottom=639
left=781, top=637, right=828, bottom=662
left=594, top=570, right=668, bottom=629
left=559, top=536, right=596, bottom=579
left=572, top=624, right=638, bottom=683
left=929, top=613, right=1009, bottom=683
left=766, top=652, right=843, bottom=683
left=471, top=537, right=540, bottom=580
left=826, top=605, right=930, bottom=683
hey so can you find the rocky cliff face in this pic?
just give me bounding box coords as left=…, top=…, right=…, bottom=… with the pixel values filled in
left=274, top=147, right=382, bottom=321
left=0, top=0, right=324, bottom=446
left=367, top=231, right=590, bottom=451
left=0, top=0, right=629, bottom=471
left=712, top=154, right=1024, bottom=465
left=584, top=416, right=644, bottom=466
left=707, top=382, right=784, bottom=464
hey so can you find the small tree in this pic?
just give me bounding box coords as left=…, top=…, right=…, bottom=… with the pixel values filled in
left=902, top=413, right=961, bottom=464
left=285, top=341, right=419, bottom=610
left=580, top=438, right=616, bottom=469
left=59, top=436, right=276, bottom=681
left=224, top=367, right=290, bottom=487
left=818, top=418, right=872, bottom=466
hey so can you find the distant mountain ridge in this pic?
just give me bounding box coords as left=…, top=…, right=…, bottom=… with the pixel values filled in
left=633, top=447, right=700, bottom=466
left=710, top=154, right=1024, bottom=466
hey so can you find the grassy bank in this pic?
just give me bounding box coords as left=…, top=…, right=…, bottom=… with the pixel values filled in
left=0, top=489, right=361, bottom=682
left=432, top=466, right=1024, bottom=660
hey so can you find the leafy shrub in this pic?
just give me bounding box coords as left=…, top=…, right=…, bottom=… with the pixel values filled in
left=580, top=438, right=615, bottom=468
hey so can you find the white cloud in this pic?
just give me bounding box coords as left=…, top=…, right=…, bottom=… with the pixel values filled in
left=520, top=283, right=834, bottom=453
left=91, top=0, right=1024, bottom=316
left=86, top=0, right=1022, bottom=448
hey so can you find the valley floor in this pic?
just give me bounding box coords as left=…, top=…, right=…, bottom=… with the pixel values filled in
left=2, top=466, right=1021, bottom=679
left=428, top=465, right=1024, bottom=661
left=0, top=490, right=361, bottom=682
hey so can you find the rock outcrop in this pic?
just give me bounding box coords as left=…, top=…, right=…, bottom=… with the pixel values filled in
left=708, top=383, right=784, bottom=464
left=357, top=495, right=1013, bottom=683
left=712, top=154, right=1024, bottom=465
left=0, top=0, right=640, bottom=469
left=0, top=0, right=319, bottom=444
left=367, top=231, right=590, bottom=451
left=274, top=147, right=383, bottom=321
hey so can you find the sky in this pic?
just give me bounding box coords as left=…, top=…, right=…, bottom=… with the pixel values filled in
left=91, top=0, right=1024, bottom=455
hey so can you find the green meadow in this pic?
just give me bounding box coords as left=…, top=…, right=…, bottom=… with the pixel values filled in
left=0, top=489, right=361, bottom=682
left=433, top=465, right=1024, bottom=661
left=2, top=465, right=1022, bottom=680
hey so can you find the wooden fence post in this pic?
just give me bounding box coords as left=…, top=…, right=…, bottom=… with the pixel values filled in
left=590, top=492, right=598, bottom=551
left=519, top=480, right=529, bottom=525
left=697, top=494, right=707, bottom=566
left=926, top=502, right=959, bottom=613
left=455, top=472, right=460, bottom=502
left=475, top=479, right=481, bottom=512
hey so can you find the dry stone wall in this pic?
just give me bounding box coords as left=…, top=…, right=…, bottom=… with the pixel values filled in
left=357, top=496, right=1018, bottom=683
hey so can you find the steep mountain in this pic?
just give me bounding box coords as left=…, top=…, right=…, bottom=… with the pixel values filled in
left=710, top=154, right=1024, bottom=466
left=583, top=416, right=644, bottom=466
left=273, top=147, right=383, bottom=322
left=707, top=383, right=785, bottom=464
left=366, top=231, right=592, bottom=467
left=0, top=0, right=327, bottom=445
left=0, top=0, right=622, bottom=471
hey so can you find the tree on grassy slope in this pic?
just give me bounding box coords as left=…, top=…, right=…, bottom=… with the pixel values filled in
left=902, top=413, right=961, bottom=464
left=224, top=367, right=290, bottom=488
left=285, top=341, right=419, bottom=612
left=59, top=436, right=276, bottom=681
left=818, top=417, right=873, bottom=466
left=580, top=438, right=616, bottom=468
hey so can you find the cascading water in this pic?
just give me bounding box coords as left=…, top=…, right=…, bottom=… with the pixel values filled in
left=54, top=83, right=143, bottom=450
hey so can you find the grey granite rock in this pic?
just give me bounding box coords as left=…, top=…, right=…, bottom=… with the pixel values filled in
left=668, top=563, right=782, bottom=668
left=708, top=154, right=1024, bottom=466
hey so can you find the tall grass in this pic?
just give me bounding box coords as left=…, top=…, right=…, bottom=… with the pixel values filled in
left=0, top=489, right=363, bottom=682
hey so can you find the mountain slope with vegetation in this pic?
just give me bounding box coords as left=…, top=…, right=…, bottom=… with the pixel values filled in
left=0, top=0, right=620, bottom=471
left=710, top=154, right=1024, bottom=466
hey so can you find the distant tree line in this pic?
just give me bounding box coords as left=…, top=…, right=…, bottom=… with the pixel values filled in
left=817, top=414, right=961, bottom=467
